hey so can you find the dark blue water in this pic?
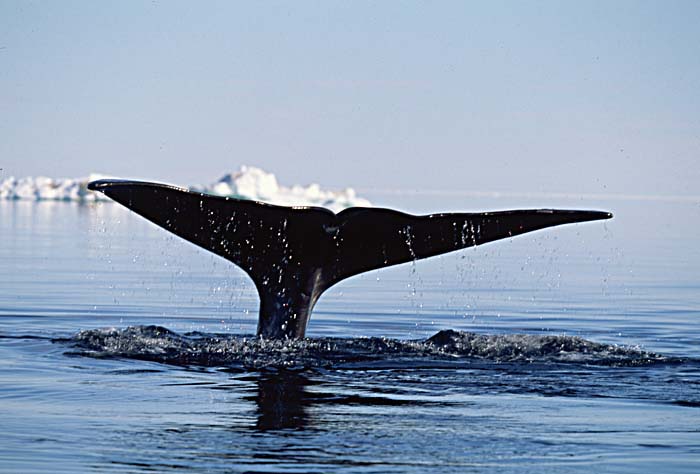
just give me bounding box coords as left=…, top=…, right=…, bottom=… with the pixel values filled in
left=1, top=197, right=699, bottom=473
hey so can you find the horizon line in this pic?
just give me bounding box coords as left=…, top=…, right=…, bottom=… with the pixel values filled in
left=356, top=188, right=700, bottom=203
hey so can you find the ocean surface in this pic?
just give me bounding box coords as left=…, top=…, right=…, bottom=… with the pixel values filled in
left=1, top=194, right=699, bottom=473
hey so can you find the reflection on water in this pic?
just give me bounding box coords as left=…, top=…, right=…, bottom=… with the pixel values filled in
left=249, top=371, right=311, bottom=431
left=247, top=370, right=452, bottom=432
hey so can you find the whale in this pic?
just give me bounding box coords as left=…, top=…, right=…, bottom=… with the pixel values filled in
left=88, top=179, right=612, bottom=339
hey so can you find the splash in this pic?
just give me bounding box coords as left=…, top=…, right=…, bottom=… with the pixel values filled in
left=67, top=326, right=671, bottom=370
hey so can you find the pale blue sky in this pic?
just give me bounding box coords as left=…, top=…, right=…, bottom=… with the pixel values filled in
left=1, top=1, right=698, bottom=195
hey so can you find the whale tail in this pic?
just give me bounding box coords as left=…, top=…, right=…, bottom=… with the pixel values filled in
left=88, top=179, right=612, bottom=339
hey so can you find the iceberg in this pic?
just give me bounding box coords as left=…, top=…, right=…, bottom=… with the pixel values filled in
left=0, top=174, right=111, bottom=202
left=191, top=166, right=370, bottom=212
left=0, top=166, right=370, bottom=211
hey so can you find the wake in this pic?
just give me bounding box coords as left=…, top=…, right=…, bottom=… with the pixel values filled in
left=67, top=326, right=673, bottom=369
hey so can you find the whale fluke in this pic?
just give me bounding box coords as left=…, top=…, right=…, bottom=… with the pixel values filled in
left=88, top=179, right=612, bottom=339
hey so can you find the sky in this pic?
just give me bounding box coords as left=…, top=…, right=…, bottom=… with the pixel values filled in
left=1, top=0, right=699, bottom=196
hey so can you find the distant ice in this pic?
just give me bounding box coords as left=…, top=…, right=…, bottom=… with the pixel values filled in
left=0, top=174, right=112, bottom=202
left=191, top=166, right=371, bottom=212
left=0, top=166, right=371, bottom=211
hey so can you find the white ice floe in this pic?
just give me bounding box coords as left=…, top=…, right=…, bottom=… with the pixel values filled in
left=191, top=166, right=371, bottom=212
left=0, top=166, right=370, bottom=211
left=0, top=174, right=112, bottom=202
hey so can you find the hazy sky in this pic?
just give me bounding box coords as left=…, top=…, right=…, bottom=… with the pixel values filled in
left=1, top=1, right=698, bottom=196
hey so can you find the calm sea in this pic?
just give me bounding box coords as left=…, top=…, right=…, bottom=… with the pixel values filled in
left=1, top=194, right=698, bottom=473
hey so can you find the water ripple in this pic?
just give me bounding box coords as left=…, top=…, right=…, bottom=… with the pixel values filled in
left=65, top=325, right=677, bottom=370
